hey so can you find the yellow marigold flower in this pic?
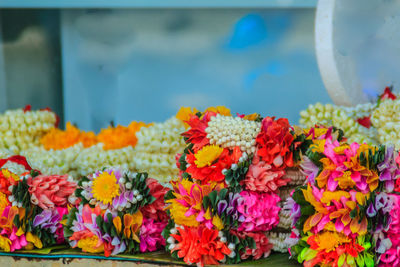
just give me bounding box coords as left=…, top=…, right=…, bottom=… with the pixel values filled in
left=92, top=171, right=120, bottom=205
left=77, top=235, right=104, bottom=253
left=26, top=232, right=43, bottom=249
left=176, top=107, right=199, bottom=127
left=194, top=145, right=224, bottom=168
left=0, top=235, right=11, bottom=252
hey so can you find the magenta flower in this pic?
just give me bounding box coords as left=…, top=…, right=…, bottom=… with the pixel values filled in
left=139, top=218, right=167, bottom=252
left=237, top=191, right=280, bottom=232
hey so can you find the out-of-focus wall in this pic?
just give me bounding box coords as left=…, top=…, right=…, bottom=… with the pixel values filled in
left=0, top=8, right=331, bottom=131
left=0, top=10, right=64, bottom=122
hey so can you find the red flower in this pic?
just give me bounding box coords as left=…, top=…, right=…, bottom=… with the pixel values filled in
left=0, top=155, right=33, bottom=173
left=380, top=86, right=396, bottom=100
left=356, top=116, right=371, bottom=129
left=171, top=226, right=231, bottom=266
left=181, top=112, right=216, bottom=152
left=231, top=231, right=273, bottom=260
left=140, top=178, right=169, bottom=222
left=255, top=117, right=294, bottom=170
left=186, top=147, right=241, bottom=184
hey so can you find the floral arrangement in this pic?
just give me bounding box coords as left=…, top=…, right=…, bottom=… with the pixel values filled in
left=286, top=128, right=400, bottom=266
left=163, top=108, right=308, bottom=266
left=0, top=155, right=77, bottom=252
left=299, top=86, right=400, bottom=147
left=63, top=167, right=169, bottom=256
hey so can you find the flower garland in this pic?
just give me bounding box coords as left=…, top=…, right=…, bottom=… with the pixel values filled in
left=0, top=108, right=57, bottom=154
left=63, top=168, right=168, bottom=256
left=164, top=109, right=308, bottom=266
left=132, top=117, right=187, bottom=183
left=299, top=86, right=400, bottom=148
left=0, top=155, right=76, bottom=252
left=286, top=130, right=399, bottom=266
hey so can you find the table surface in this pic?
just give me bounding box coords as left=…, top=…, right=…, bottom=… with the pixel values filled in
left=0, top=248, right=301, bottom=266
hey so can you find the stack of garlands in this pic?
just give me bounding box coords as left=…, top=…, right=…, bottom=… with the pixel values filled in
left=0, top=155, right=77, bottom=252
left=286, top=129, right=400, bottom=267
left=0, top=107, right=57, bottom=154
left=63, top=168, right=169, bottom=256
left=163, top=109, right=307, bottom=266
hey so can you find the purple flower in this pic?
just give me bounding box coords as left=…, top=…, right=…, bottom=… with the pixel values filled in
left=284, top=197, right=300, bottom=226
left=375, top=193, right=393, bottom=214
left=33, top=209, right=61, bottom=234
left=220, top=192, right=245, bottom=223
left=367, top=202, right=377, bottom=217
left=301, top=157, right=319, bottom=184
left=377, top=146, right=400, bottom=192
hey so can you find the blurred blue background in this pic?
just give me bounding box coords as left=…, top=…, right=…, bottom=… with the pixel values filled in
left=0, top=3, right=331, bottom=131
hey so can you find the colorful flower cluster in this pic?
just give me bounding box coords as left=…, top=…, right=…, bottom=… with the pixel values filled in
left=63, top=168, right=169, bottom=256
left=164, top=108, right=308, bottom=266
left=0, top=155, right=76, bottom=252
left=286, top=129, right=400, bottom=267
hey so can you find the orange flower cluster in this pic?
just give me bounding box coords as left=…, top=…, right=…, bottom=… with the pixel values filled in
left=97, top=122, right=149, bottom=150
left=40, top=121, right=150, bottom=150
left=40, top=122, right=97, bottom=150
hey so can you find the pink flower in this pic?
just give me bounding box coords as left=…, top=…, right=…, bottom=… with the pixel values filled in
left=28, top=175, right=77, bottom=209
left=241, top=154, right=289, bottom=193
left=139, top=218, right=167, bottom=252
left=237, top=191, right=280, bottom=232
left=380, top=194, right=400, bottom=267
left=1, top=227, right=27, bottom=252
left=232, top=231, right=273, bottom=260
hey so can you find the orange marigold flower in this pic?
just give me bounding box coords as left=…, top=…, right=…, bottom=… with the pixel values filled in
left=97, top=122, right=149, bottom=150
left=40, top=122, right=97, bottom=150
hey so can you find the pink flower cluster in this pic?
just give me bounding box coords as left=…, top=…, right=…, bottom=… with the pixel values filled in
left=237, top=191, right=280, bottom=232
left=139, top=218, right=167, bottom=252
left=242, top=154, right=289, bottom=193
left=28, top=174, right=77, bottom=209
left=379, top=194, right=400, bottom=267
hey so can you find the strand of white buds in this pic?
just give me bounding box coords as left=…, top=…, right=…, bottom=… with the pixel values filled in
left=205, top=114, right=261, bottom=155
left=283, top=168, right=306, bottom=186
left=0, top=109, right=56, bottom=154
left=277, top=209, right=292, bottom=229
left=133, top=117, right=186, bottom=182
left=266, top=232, right=290, bottom=253
left=132, top=152, right=178, bottom=183
left=135, top=117, right=186, bottom=154
left=371, top=99, right=400, bottom=148
left=300, top=103, right=377, bottom=145
left=75, top=144, right=135, bottom=176
left=21, top=145, right=81, bottom=177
